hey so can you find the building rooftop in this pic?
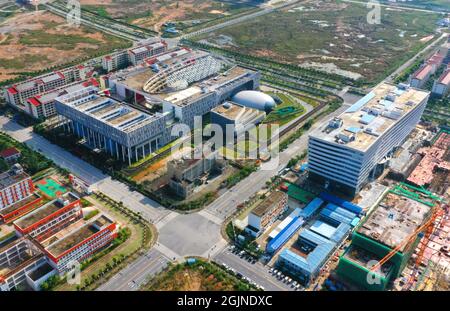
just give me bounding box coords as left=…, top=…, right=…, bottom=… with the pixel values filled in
left=0, top=147, right=20, bottom=159
left=212, top=101, right=265, bottom=121
left=310, top=83, right=429, bottom=152
left=252, top=191, right=286, bottom=217
left=356, top=188, right=433, bottom=251
left=56, top=87, right=162, bottom=134
left=14, top=192, right=79, bottom=230
left=0, top=238, right=42, bottom=279
left=111, top=48, right=253, bottom=106
left=0, top=165, right=29, bottom=190
left=280, top=229, right=336, bottom=275
left=0, top=193, right=42, bottom=217
left=438, top=69, right=450, bottom=85
left=44, top=214, right=114, bottom=258
left=27, top=79, right=98, bottom=107
left=9, top=67, right=77, bottom=93
left=414, top=64, right=433, bottom=80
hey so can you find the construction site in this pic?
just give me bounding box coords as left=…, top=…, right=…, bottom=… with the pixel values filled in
left=407, top=130, right=450, bottom=196
left=335, top=183, right=447, bottom=291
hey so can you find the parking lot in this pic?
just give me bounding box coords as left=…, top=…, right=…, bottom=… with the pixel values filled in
left=213, top=246, right=302, bottom=291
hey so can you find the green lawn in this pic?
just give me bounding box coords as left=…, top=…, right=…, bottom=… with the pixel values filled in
left=263, top=92, right=305, bottom=125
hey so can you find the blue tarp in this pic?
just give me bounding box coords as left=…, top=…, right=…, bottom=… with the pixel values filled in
left=319, top=192, right=363, bottom=215
left=300, top=163, right=308, bottom=172
left=266, top=217, right=304, bottom=253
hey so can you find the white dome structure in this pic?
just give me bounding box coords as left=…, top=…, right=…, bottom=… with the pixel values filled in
left=231, top=90, right=276, bottom=112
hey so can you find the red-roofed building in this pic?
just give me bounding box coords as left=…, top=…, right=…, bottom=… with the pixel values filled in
left=14, top=192, right=82, bottom=242
left=410, top=48, right=448, bottom=89
left=432, top=67, right=450, bottom=96
left=101, top=39, right=167, bottom=73
left=3, top=66, right=89, bottom=112
left=0, top=147, right=21, bottom=163
left=24, top=79, right=98, bottom=119
left=411, top=64, right=434, bottom=88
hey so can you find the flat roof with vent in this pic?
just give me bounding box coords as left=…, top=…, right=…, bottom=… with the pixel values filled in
left=14, top=192, right=79, bottom=230
left=310, top=83, right=429, bottom=152
left=44, top=214, right=114, bottom=258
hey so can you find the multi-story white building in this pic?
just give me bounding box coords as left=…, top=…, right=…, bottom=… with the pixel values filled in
left=102, top=50, right=130, bottom=73
left=247, top=191, right=288, bottom=235
left=308, top=83, right=430, bottom=196
left=0, top=237, right=52, bottom=291
left=101, top=39, right=168, bottom=72
left=432, top=68, right=450, bottom=97
left=54, top=87, right=169, bottom=165
left=25, top=78, right=99, bottom=119
left=128, top=40, right=167, bottom=65
left=109, top=48, right=260, bottom=129
left=0, top=164, right=35, bottom=210
left=4, top=66, right=89, bottom=110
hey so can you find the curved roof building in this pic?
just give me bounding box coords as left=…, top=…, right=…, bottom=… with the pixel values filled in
left=231, top=90, right=276, bottom=111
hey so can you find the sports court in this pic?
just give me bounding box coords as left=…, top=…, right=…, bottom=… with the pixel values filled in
left=36, top=178, right=67, bottom=199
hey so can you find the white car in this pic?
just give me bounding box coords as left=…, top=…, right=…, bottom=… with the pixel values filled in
left=269, top=268, right=274, bottom=273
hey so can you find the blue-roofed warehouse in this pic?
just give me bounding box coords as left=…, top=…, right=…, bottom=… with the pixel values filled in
left=299, top=197, right=324, bottom=219
left=319, top=192, right=363, bottom=215
left=310, top=220, right=351, bottom=244
left=320, top=204, right=355, bottom=226
left=277, top=230, right=336, bottom=285
left=266, top=216, right=304, bottom=254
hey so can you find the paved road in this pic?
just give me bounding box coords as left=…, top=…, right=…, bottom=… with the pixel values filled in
left=0, top=116, right=171, bottom=223
left=44, top=3, right=143, bottom=42
left=97, top=248, right=170, bottom=291
left=214, top=248, right=295, bottom=291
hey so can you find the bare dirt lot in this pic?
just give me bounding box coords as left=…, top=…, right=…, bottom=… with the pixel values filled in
left=0, top=10, right=129, bottom=82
